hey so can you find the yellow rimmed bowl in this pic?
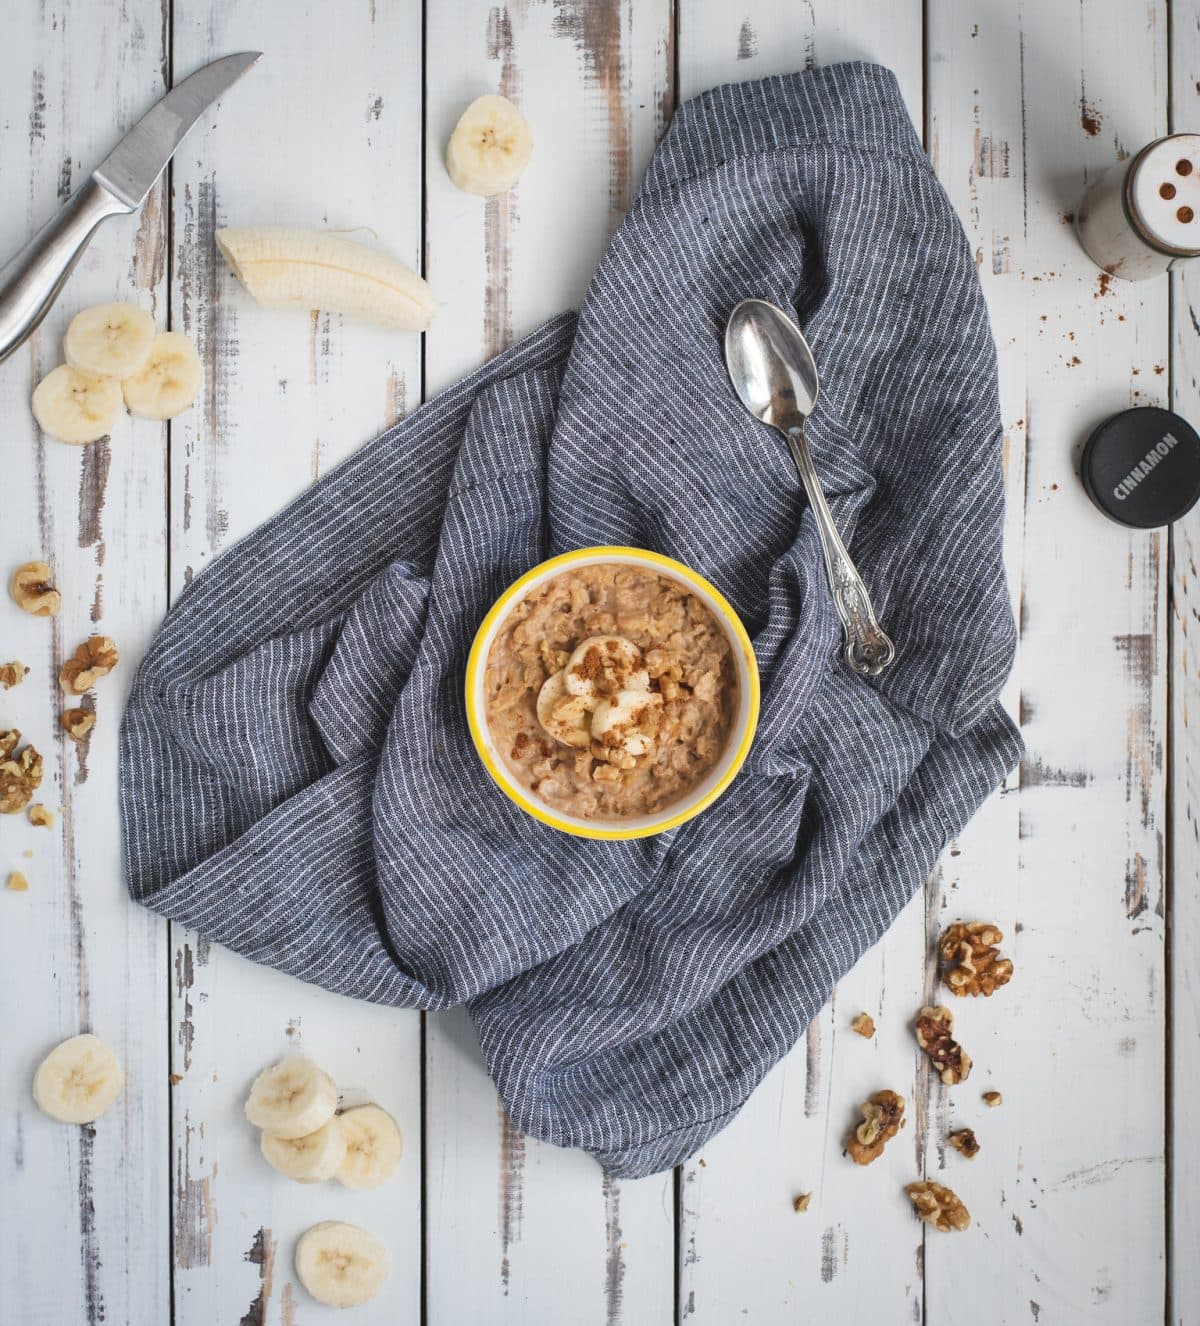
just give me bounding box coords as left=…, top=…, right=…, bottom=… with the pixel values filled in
left=464, top=546, right=760, bottom=840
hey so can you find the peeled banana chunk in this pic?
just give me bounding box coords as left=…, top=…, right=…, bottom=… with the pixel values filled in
left=215, top=226, right=437, bottom=332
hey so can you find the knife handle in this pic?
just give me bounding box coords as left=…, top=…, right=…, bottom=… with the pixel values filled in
left=0, top=180, right=130, bottom=366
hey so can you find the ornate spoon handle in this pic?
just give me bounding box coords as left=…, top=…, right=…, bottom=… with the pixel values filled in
left=785, top=425, right=895, bottom=677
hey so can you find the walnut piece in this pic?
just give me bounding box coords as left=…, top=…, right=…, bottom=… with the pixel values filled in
left=915, top=1005, right=972, bottom=1085
left=906, top=1180, right=970, bottom=1232
left=10, top=561, right=62, bottom=617
left=939, top=921, right=1013, bottom=997
left=845, top=1089, right=906, bottom=1165
left=792, top=1192, right=812, bottom=1213
left=61, top=708, right=96, bottom=742
left=60, top=636, right=119, bottom=695
left=6, top=871, right=29, bottom=892
left=28, top=803, right=53, bottom=829
left=0, top=731, right=43, bottom=815
left=948, top=1128, right=980, bottom=1159
left=0, top=660, right=29, bottom=689
left=983, top=1090, right=1003, bottom=1108
left=850, top=1012, right=875, bottom=1038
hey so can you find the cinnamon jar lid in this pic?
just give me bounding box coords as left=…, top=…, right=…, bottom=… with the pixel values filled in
left=1080, top=406, right=1200, bottom=528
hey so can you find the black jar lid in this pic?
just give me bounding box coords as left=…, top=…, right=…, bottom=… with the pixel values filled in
left=1080, top=406, right=1200, bottom=528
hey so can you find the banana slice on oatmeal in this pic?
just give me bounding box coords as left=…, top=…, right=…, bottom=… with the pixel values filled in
left=562, top=636, right=649, bottom=699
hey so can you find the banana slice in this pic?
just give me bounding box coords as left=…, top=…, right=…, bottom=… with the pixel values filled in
left=121, top=331, right=202, bottom=421
left=64, top=302, right=156, bottom=379
left=563, top=636, right=649, bottom=699
left=295, top=1220, right=390, bottom=1308
left=592, top=688, right=663, bottom=758
left=535, top=669, right=593, bottom=749
left=445, top=94, right=533, bottom=196
left=244, top=1056, right=339, bottom=1139
left=31, top=365, right=122, bottom=445
left=335, top=1104, right=403, bottom=1190
left=215, top=226, right=436, bottom=332
left=261, top=1115, right=347, bottom=1183
left=32, top=1033, right=123, bottom=1123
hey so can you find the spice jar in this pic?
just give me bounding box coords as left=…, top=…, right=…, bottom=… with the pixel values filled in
left=1076, top=133, right=1200, bottom=280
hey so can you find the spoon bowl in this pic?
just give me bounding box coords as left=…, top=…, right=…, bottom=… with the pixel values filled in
left=723, top=298, right=895, bottom=677
left=724, top=297, right=820, bottom=429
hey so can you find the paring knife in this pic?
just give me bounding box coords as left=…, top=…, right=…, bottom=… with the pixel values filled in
left=0, top=51, right=261, bottom=365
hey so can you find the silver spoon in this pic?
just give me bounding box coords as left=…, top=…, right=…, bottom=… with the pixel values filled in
left=725, top=298, right=895, bottom=677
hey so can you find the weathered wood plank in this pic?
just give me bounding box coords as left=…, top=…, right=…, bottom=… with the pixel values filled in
left=167, top=3, right=424, bottom=1321
left=422, top=3, right=676, bottom=1322
left=0, top=3, right=170, bottom=1323
left=1169, top=9, right=1200, bottom=1324
left=925, top=1, right=1168, bottom=1322
left=673, top=5, right=927, bottom=1322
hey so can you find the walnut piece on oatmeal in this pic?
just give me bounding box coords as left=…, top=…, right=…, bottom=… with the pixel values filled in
left=59, top=636, right=119, bottom=695
left=10, top=561, right=62, bottom=617
left=0, top=731, right=43, bottom=815
left=27, top=803, right=53, bottom=829
left=914, top=1005, right=972, bottom=1085
left=0, top=660, right=29, bottom=689
left=845, top=1089, right=906, bottom=1165
left=982, top=1090, right=1003, bottom=1108
left=906, top=1180, right=970, bottom=1232
left=850, top=1011, right=875, bottom=1038
left=61, top=708, right=96, bottom=742
left=792, top=1192, right=812, bottom=1213
left=6, top=871, right=29, bottom=892
left=948, top=1127, right=980, bottom=1159
left=939, top=921, right=1013, bottom=997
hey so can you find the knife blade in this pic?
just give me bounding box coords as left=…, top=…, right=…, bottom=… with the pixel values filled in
left=0, top=51, right=262, bottom=365
left=94, top=51, right=263, bottom=209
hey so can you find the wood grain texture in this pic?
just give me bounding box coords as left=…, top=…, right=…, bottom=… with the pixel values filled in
left=167, top=3, right=424, bottom=1322
left=926, top=1, right=1168, bottom=1322
left=0, top=4, right=170, bottom=1324
left=422, top=3, right=676, bottom=1321
left=1170, top=9, right=1200, bottom=1325
left=0, top=1, right=1187, bottom=1321
left=673, top=5, right=927, bottom=1322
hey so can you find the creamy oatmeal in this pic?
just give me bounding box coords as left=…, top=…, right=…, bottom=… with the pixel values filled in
left=483, top=563, right=738, bottom=820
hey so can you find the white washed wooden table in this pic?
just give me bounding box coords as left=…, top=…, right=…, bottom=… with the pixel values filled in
left=0, top=1, right=1193, bottom=1322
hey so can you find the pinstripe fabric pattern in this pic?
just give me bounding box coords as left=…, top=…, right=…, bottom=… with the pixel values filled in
left=120, top=63, right=1023, bottom=1176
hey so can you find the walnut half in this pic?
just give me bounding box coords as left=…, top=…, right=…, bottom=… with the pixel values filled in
left=850, top=1012, right=875, bottom=1038
left=906, top=1180, right=970, bottom=1232
left=845, top=1089, right=906, bottom=1165
left=0, top=731, right=44, bottom=815
left=939, top=921, right=1013, bottom=997
left=915, top=1005, right=972, bottom=1085
left=60, top=636, right=119, bottom=695
left=10, top=561, right=62, bottom=617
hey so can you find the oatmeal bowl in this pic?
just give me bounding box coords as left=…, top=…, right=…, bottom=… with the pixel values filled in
left=465, top=547, right=760, bottom=839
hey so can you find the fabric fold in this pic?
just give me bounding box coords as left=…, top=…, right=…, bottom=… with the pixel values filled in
left=121, top=62, right=1022, bottom=1176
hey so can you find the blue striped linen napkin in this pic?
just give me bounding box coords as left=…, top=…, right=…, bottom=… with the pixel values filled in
left=120, top=62, right=1023, bottom=1177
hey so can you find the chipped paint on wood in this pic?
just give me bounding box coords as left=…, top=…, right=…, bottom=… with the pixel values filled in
left=238, top=1226, right=276, bottom=1326
left=497, top=1102, right=526, bottom=1289
left=174, top=1118, right=214, bottom=1269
